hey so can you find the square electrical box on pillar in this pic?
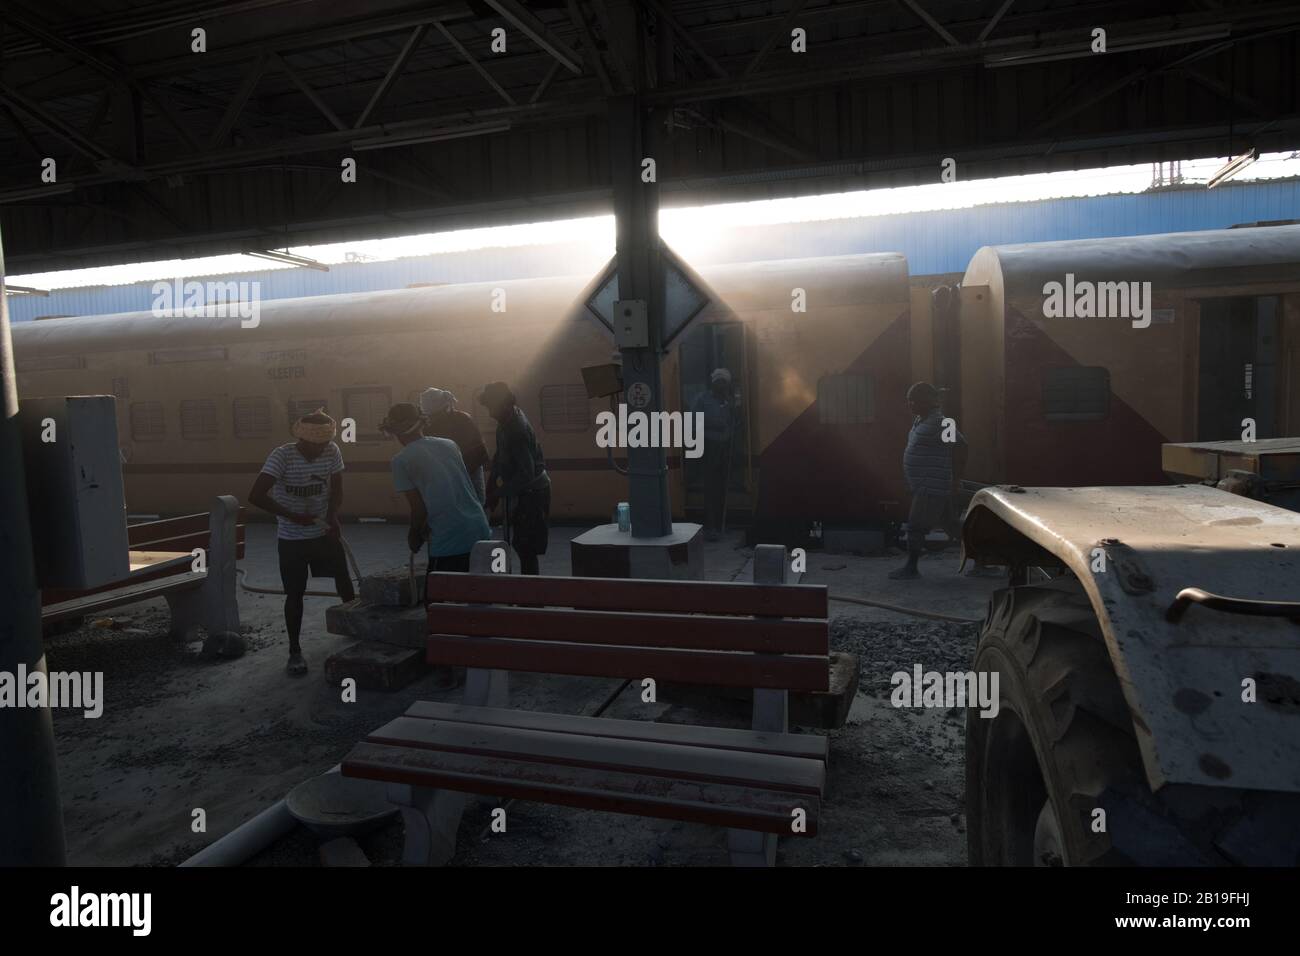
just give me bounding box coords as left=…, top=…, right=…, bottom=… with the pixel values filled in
left=613, top=299, right=649, bottom=348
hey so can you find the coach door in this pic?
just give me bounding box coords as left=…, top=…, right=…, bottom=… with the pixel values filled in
left=1197, top=296, right=1281, bottom=440
left=678, top=321, right=754, bottom=523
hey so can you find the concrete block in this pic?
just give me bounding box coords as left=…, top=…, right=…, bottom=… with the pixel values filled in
left=570, top=522, right=704, bottom=580
left=318, top=836, right=370, bottom=867
left=326, top=600, right=427, bottom=648
left=325, top=641, right=427, bottom=691
left=359, top=567, right=424, bottom=607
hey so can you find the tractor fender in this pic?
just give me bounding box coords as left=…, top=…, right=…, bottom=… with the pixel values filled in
left=963, top=484, right=1300, bottom=794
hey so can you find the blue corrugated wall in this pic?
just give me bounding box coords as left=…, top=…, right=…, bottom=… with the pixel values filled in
left=9, top=177, right=1298, bottom=323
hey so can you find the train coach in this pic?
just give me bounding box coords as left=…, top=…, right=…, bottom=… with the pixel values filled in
left=939, top=224, right=1300, bottom=489
left=12, top=252, right=915, bottom=538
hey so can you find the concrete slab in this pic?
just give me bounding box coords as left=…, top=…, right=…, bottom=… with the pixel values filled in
left=326, top=599, right=426, bottom=648
left=571, top=522, right=704, bottom=579
left=324, top=642, right=427, bottom=692
left=359, top=567, right=423, bottom=607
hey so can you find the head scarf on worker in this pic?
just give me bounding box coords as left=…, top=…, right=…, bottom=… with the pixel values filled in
left=710, top=368, right=732, bottom=386
left=378, top=402, right=425, bottom=438
left=478, top=381, right=515, bottom=415
left=290, top=408, right=337, bottom=444
left=419, top=387, right=457, bottom=417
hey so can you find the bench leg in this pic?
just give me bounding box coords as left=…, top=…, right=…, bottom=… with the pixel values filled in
left=727, top=829, right=777, bottom=867
left=389, top=783, right=467, bottom=866
left=165, top=588, right=202, bottom=641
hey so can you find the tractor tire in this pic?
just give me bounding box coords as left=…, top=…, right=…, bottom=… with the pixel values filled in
left=964, top=577, right=1300, bottom=866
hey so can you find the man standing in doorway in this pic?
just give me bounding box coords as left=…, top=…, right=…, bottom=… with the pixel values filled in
left=248, top=409, right=354, bottom=676
left=692, top=368, right=736, bottom=542
left=479, top=382, right=551, bottom=575
left=890, top=382, right=966, bottom=580
left=380, top=403, right=490, bottom=573
left=419, top=387, right=489, bottom=504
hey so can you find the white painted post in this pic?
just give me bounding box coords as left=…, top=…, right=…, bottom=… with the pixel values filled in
left=728, top=543, right=788, bottom=867
left=396, top=539, right=513, bottom=865
left=201, top=495, right=240, bottom=636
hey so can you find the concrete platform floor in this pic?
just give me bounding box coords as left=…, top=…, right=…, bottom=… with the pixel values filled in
left=42, top=520, right=1002, bottom=866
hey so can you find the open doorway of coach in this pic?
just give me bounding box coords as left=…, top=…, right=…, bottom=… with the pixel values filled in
left=1196, top=295, right=1285, bottom=441
left=678, top=320, right=754, bottom=527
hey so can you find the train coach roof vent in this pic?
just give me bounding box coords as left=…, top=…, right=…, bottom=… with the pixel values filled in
left=585, top=243, right=708, bottom=349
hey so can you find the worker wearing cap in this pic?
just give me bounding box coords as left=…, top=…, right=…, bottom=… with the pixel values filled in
left=691, top=368, right=736, bottom=541
left=248, top=409, right=354, bottom=676
left=419, top=387, right=489, bottom=503
left=890, top=382, right=966, bottom=579
left=381, top=402, right=490, bottom=574
left=479, top=382, right=550, bottom=575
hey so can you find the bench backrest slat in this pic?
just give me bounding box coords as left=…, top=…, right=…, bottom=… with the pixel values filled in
left=429, top=603, right=826, bottom=655
left=427, top=635, right=830, bottom=692
left=426, top=572, right=826, bottom=619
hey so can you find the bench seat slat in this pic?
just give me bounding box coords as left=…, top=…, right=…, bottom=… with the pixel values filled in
left=402, top=700, right=828, bottom=761
left=428, top=604, right=827, bottom=654
left=343, top=741, right=820, bottom=836
left=367, top=715, right=825, bottom=795
left=42, top=570, right=205, bottom=621
left=428, top=636, right=831, bottom=691
left=427, top=572, right=827, bottom=618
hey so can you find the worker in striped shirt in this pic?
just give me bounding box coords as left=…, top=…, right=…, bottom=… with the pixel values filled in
left=249, top=410, right=355, bottom=675
left=889, top=382, right=966, bottom=580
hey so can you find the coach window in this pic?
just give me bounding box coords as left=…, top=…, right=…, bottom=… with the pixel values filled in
left=817, top=373, right=874, bottom=424
left=540, top=384, right=592, bottom=432
left=181, top=399, right=219, bottom=440
left=130, top=401, right=166, bottom=441
left=234, top=396, right=272, bottom=439
left=287, top=398, right=329, bottom=429
left=1043, top=367, right=1110, bottom=422
left=341, top=387, right=393, bottom=442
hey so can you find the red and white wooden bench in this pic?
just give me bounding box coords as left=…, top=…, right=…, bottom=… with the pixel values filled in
left=41, top=495, right=244, bottom=644
left=341, top=541, right=830, bottom=866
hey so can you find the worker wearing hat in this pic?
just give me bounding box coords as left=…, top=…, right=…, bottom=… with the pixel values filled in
left=419, top=387, right=489, bottom=503
left=381, top=402, right=490, bottom=574
left=248, top=408, right=354, bottom=676
left=479, top=382, right=551, bottom=575
left=890, top=382, right=966, bottom=579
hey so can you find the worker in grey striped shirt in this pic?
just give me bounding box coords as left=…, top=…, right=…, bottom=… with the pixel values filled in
left=249, top=410, right=355, bottom=675
left=889, top=382, right=966, bottom=580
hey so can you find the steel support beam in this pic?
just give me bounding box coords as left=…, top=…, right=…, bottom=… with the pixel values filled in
left=483, top=0, right=584, bottom=74
left=355, top=24, right=429, bottom=128
left=565, top=0, right=615, bottom=94
left=898, top=0, right=960, bottom=47
left=979, top=0, right=1016, bottom=42
left=743, top=0, right=809, bottom=77
left=0, top=227, right=67, bottom=866
left=273, top=53, right=348, bottom=131
left=435, top=21, right=517, bottom=106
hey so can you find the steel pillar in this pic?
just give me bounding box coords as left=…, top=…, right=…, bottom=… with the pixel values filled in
left=0, top=227, right=67, bottom=865
left=610, top=92, right=672, bottom=538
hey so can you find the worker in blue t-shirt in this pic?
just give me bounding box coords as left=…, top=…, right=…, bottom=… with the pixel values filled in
left=380, top=403, right=491, bottom=573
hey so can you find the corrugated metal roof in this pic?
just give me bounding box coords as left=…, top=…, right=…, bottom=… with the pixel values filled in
left=8, top=177, right=1298, bottom=322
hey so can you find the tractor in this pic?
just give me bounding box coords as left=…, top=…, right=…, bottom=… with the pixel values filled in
left=961, top=438, right=1300, bottom=865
